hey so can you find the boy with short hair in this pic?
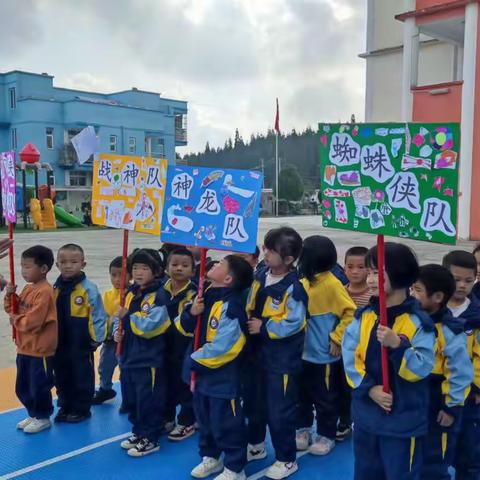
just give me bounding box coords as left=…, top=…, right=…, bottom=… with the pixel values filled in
left=116, top=249, right=169, bottom=457
left=163, top=247, right=197, bottom=440
left=246, top=227, right=308, bottom=479
left=176, top=255, right=253, bottom=480
left=411, top=264, right=472, bottom=479
left=344, top=246, right=371, bottom=308
left=5, top=245, right=57, bottom=433
left=93, top=256, right=131, bottom=405
left=442, top=251, right=480, bottom=480
left=53, top=244, right=106, bottom=423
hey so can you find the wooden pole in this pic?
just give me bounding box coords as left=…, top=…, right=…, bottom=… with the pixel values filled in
left=116, top=229, right=129, bottom=357
left=191, top=248, right=208, bottom=391
left=377, top=234, right=390, bottom=393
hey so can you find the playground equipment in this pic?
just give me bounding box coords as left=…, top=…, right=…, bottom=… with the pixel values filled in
left=19, top=143, right=56, bottom=230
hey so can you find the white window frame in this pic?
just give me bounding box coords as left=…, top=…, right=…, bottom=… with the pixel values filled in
left=67, top=171, right=91, bottom=187
left=109, top=135, right=117, bottom=152
left=128, top=136, right=136, bottom=154
left=9, top=88, right=16, bottom=109
left=46, top=127, right=54, bottom=150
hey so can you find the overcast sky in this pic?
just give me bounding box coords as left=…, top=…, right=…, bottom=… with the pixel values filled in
left=0, top=0, right=366, bottom=154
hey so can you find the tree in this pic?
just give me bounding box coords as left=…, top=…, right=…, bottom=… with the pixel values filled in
left=205, top=141, right=211, bottom=153
left=234, top=128, right=244, bottom=147
left=278, top=165, right=304, bottom=202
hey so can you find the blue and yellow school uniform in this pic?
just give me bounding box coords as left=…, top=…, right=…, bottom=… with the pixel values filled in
left=452, top=295, right=480, bottom=480
left=116, top=280, right=169, bottom=443
left=54, top=273, right=106, bottom=415
left=98, top=287, right=120, bottom=392
left=297, top=272, right=356, bottom=439
left=342, top=296, right=435, bottom=480
left=421, top=308, right=472, bottom=480
left=245, top=268, right=307, bottom=463
left=164, top=279, right=197, bottom=427
left=176, top=286, right=247, bottom=473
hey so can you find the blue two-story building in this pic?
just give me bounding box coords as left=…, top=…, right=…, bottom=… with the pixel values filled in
left=0, top=70, right=187, bottom=216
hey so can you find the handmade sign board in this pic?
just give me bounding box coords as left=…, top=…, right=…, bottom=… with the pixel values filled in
left=92, top=153, right=167, bottom=235
left=161, top=165, right=263, bottom=253
left=319, top=123, right=460, bottom=244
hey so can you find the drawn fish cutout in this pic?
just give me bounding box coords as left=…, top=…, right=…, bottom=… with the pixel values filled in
left=201, top=170, right=224, bottom=187
left=244, top=193, right=257, bottom=218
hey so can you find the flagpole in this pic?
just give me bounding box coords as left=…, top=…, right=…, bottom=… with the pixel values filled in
left=275, top=132, right=279, bottom=217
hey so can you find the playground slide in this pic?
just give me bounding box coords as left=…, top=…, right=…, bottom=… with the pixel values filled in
left=54, top=205, right=84, bottom=227
left=30, top=198, right=56, bottom=230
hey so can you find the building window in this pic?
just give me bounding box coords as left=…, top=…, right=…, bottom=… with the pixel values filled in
left=128, top=137, right=136, bottom=154
left=109, top=135, right=117, bottom=152
left=154, top=138, right=165, bottom=156
left=46, top=127, right=54, bottom=149
left=9, top=88, right=16, bottom=109
left=11, top=128, right=17, bottom=149
left=67, top=171, right=91, bottom=187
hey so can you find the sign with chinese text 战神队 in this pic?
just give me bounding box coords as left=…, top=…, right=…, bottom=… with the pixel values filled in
left=161, top=165, right=263, bottom=253
left=92, top=153, right=167, bottom=235
left=0, top=151, right=16, bottom=224
left=319, top=123, right=459, bottom=244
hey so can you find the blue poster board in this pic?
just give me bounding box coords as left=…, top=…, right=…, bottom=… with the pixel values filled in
left=161, top=166, right=263, bottom=253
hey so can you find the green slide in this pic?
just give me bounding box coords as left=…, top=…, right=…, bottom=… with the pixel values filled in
left=54, top=206, right=84, bottom=227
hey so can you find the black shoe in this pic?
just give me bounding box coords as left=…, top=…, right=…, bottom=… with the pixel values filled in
left=54, top=408, right=69, bottom=423
left=119, top=404, right=128, bottom=414
left=66, top=411, right=92, bottom=423
left=127, top=438, right=160, bottom=457
left=92, top=388, right=117, bottom=405
left=336, top=423, right=352, bottom=442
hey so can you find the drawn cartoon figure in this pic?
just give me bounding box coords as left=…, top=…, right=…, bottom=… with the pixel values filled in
left=167, top=205, right=194, bottom=232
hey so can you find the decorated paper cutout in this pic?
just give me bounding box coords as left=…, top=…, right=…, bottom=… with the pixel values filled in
left=375, top=128, right=389, bottom=137
left=420, top=198, right=455, bottom=237
left=352, top=187, right=372, bottom=206
left=391, top=138, right=402, bottom=158
left=369, top=209, right=385, bottom=229
left=324, top=165, right=337, bottom=186
left=443, top=188, right=454, bottom=197
left=434, top=150, right=457, bottom=170
left=0, top=151, right=16, bottom=223
left=373, top=190, right=385, bottom=202
left=92, top=154, right=167, bottom=235
left=401, top=155, right=432, bottom=170
left=320, top=134, right=328, bottom=146
left=338, top=170, right=361, bottom=187
left=361, top=143, right=394, bottom=183
left=162, top=166, right=262, bottom=253
left=323, top=188, right=351, bottom=198
left=334, top=199, right=348, bottom=224
left=380, top=203, right=392, bottom=216
left=389, top=128, right=405, bottom=135
left=433, top=177, right=445, bottom=192
left=413, top=134, right=424, bottom=147
left=419, top=145, right=433, bottom=158
left=355, top=205, right=370, bottom=219
left=431, top=127, right=454, bottom=151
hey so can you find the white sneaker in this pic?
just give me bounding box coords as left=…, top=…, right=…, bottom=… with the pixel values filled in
left=308, top=435, right=335, bottom=456
left=23, top=418, right=51, bottom=434
left=247, top=442, right=267, bottom=461
left=17, top=416, right=34, bottom=430
left=214, top=468, right=246, bottom=480
left=191, top=457, right=224, bottom=479
left=265, top=461, right=298, bottom=479
left=295, top=429, right=310, bottom=451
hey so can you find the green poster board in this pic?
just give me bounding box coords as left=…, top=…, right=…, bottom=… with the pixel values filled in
left=319, top=123, right=460, bottom=245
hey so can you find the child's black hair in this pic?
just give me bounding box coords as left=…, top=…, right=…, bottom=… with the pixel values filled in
left=253, top=245, right=260, bottom=259
left=129, top=249, right=161, bottom=276
left=22, top=245, right=54, bottom=271
left=224, top=255, right=254, bottom=291
left=109, top=256, right=123, bottom=271
left=58, top=243, right=84, bottom=259
left=298, top=235, right=337, bottom=282
left=264, top=227, right=303, bottom=262
left=443, top=250, right=477, bottom=276
left=206, top=259, right=219, bottom=273
left=417, top=264, right=456, bottom=309
left=365, top=242, right=419, bottom=289
left=167, top=248, right=195, bottom=269
left=473, top=244, right=480, bottom=257
left=345, top=246, right=369, bottom=263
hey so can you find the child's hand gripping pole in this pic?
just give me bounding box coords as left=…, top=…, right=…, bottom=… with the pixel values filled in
left=116, top=230, right=129, bottom=357
left=191, top=248, right=208, bottom=392
left=377, top=234, right=391, bottom=394
left=8, top=223, right=17, bottom=341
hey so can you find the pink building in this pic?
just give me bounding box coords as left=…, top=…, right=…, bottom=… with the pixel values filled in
left=363, top=0, right=480, bottom=239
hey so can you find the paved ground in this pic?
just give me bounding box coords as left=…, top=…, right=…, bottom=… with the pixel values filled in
left=0, top=216, right=475, bottom=368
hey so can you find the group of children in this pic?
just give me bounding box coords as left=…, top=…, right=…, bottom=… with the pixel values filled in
left=5, top=228, right=480, bottom=480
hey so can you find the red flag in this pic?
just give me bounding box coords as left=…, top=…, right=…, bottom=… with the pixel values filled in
left=274, top=98, right=280, bottom=134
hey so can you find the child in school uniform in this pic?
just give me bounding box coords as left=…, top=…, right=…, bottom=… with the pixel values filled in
left=295, top=236, right=356, bottom=455
left=53, top=244, right=106, bottom=423
left=442, top=250, right=480, bottom=480
left=343, top=242, right=435, bottom=480
left=411, top=264, right=472, bottom=480
left=5, top=246, right=57, bottom=433
left=176, top=255, right=253, bottom=480
left=115, top=249, right=169, bottom=457
left=246, top=227, right=308, bottom=479
left=163, top=247, right=197, bottom=440
left=93, top=256, right=131, bottom=405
